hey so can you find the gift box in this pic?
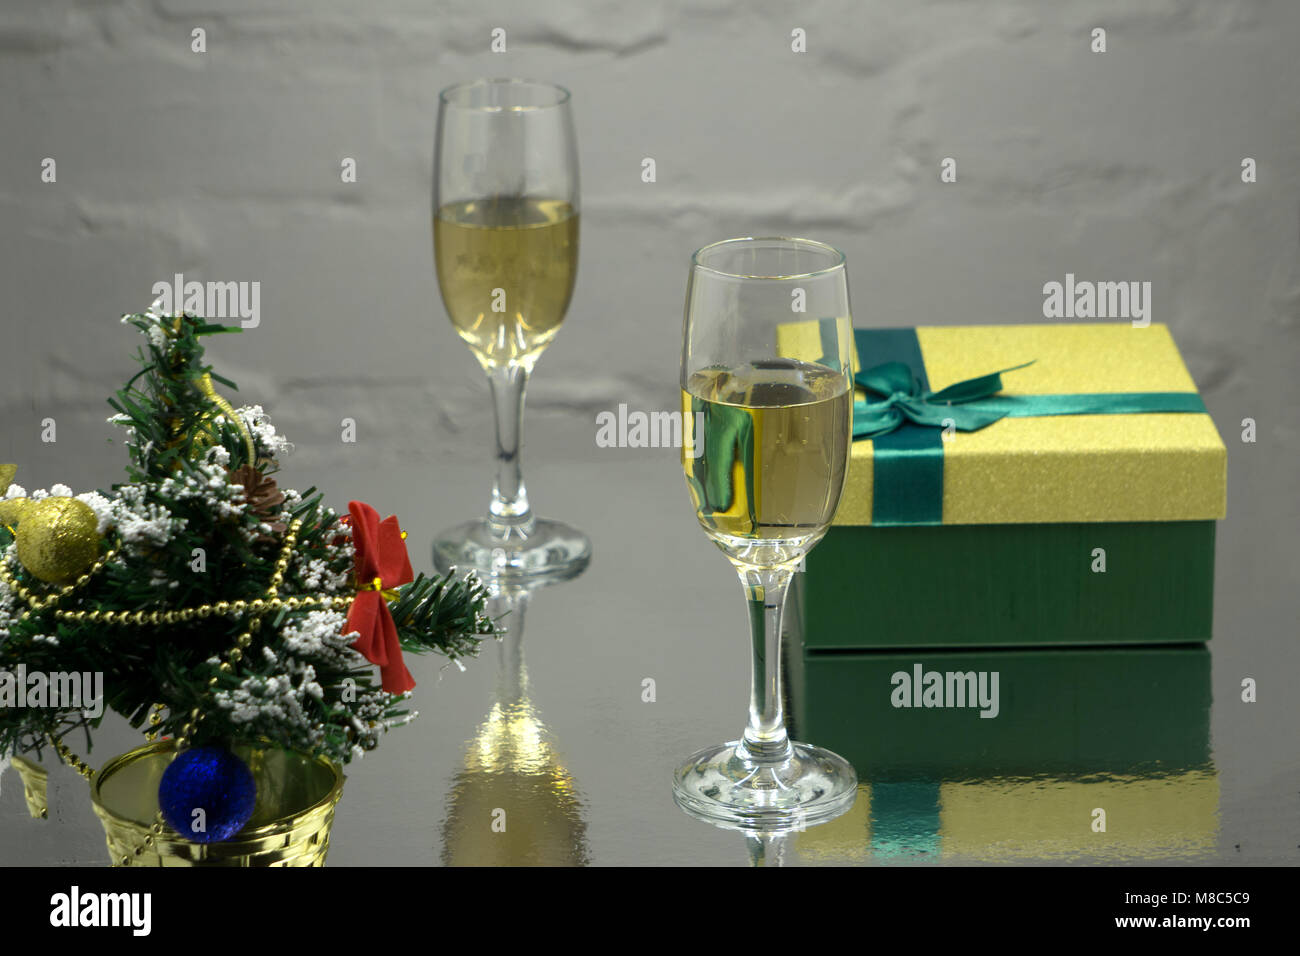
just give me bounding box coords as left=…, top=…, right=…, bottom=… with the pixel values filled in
left=788, top=322, right=1226, bottom=649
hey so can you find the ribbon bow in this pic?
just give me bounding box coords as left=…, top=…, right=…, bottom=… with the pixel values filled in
left=343, top=500, right=415, bottom=694
left=852, top=360, right=1034, bottom=439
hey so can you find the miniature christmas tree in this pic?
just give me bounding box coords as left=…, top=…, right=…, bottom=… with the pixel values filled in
left=0, top=306, right=497, bottom=843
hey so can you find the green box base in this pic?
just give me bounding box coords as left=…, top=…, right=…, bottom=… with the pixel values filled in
left=802, top=521, right=1216, bottom=649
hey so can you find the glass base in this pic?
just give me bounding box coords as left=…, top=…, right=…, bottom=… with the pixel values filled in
left=432, top=516, right=591, bottom=584
left=672, top=739, right=857, bottom=833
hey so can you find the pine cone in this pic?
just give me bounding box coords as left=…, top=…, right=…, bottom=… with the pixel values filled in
left=228, top=464, right=287, bottom=539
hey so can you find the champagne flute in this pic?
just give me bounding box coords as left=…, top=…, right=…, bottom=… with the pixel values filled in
left=674, top=237, right=858, bottom=830
left=432, top=78, right=590, bottom=581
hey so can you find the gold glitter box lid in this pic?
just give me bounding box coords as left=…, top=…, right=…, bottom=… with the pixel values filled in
left=790, top=322, right=1226, bottom=527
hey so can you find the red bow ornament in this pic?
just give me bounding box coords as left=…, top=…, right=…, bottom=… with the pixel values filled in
left=342, top=500, right=415, bottom=694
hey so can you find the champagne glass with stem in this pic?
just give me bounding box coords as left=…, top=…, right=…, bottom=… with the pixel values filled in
left=674, top=237, right=858, bottom=830
left=432, top=78, right=590, bottom=581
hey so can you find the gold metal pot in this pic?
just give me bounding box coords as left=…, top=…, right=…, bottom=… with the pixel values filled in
left=90, top=740, right=344, bottom=867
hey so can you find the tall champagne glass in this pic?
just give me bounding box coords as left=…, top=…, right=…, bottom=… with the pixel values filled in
left=432, top=79, right=590, bottom=581
left=674, top=237, right=858, bottom=830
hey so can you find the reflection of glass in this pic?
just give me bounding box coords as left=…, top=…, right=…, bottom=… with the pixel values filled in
left=431, top=78, right=590, bottom=583
left=744, top=830, right=789, bottom=867
left=789, top=642, right=1217, bottom=863
left=440, top=586, right=589, bottom=865
left=672, top=238, right=857, bottom=832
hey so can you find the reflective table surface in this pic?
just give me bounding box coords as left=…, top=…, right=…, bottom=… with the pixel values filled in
left=2, top=447, right=1295, bottom=866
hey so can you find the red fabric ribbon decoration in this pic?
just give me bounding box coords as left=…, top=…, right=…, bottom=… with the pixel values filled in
left=342, top=500, right=415, bottom=694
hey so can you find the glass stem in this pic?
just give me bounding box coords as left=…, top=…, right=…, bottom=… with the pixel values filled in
left=491, top=589, right=529, bottom=704
left=486, top=363, right=534, bottom=533
left=738, top=566, right=794, bottom=764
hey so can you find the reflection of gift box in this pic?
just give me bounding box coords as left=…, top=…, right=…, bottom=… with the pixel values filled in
left=785, top=636, right=1217, bottom=862
left=791, top=323, right=1226, bottom=649
left=787, top=632, right=1212, bottom=777
left=794, top=768, right=1219, bottom=864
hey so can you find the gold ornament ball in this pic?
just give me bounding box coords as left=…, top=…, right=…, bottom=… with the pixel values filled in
left=15, top=497, right=101, bottom=584
left=0, top=463, right=21, bottom=528
left=0, top=497, right=29, bottom=529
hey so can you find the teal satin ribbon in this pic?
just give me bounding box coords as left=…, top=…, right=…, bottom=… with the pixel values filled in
left=853, top=359, right=1035, bottom=437
left=856, top=328, right=1208, bottom=525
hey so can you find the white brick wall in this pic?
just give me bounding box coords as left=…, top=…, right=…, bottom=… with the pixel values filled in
left=0, top=0, right=1295, bottom=480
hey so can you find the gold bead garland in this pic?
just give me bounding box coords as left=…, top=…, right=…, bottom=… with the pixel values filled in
left=0, top=546, right=118, bottom=622
left=2, top=516, right=356, bottom=627
left=47, top=735, right=95, bottom=781
left=15, top=516, right=354, bottom=828
left=37, top=592, right=353, bottom=627
left=145, top=702, right=165, bottom=742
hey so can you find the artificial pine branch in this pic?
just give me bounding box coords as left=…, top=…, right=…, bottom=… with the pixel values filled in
left=0, top=307, right=499, bottom=768
left=392, top=572, right=496, bottom=661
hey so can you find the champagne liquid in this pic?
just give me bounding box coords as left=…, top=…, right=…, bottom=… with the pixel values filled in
left=434, top=197, right=578, bottom=367
left=682, top=358, right=851, bottom=567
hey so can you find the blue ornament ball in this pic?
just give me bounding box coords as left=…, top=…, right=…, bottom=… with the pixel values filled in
left=158, top=746, right=257, bottom=844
